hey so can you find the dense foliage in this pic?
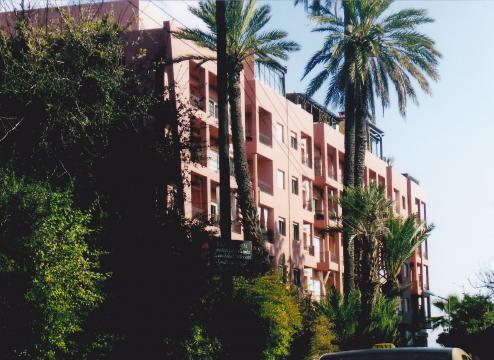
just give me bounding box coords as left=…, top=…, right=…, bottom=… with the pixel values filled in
left=0, top=169, right=105, bottom=359
left=434, top=294, right=494, bottom=358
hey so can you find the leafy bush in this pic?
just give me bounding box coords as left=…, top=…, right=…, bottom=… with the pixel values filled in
left=223, top=275, right=302, bottom=360
left=0, top=169, right=106, bottom=358
left=289, top=291, right=337, bottom=360
left=184, top=325, right=221, bottom=360
left=319, top=288, right=400, bottom=349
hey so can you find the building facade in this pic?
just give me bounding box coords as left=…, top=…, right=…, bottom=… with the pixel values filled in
left=0, top=0, right=432, bottom=346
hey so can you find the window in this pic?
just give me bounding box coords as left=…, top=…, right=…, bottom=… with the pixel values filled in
left=278, top=217, right=286, bottom=236
left=400, top=298, right=410, bottom=313
left=292, top=222, right=300, bottom=241
left=394, top=189, right=400, bottom=212
left=402, top=196, right=406, bottom=210
left=290, top=131, right=297, bottom=149
left=275, top=122, right=284, bottom=143
left=277, top=170, right=285, bottom=189
left=291, top=176, right=299, bottom=195
left=208, top=99, right=218, bottom=118
left=293, top=268, right=301, bottom=286
left=402, top=263, right=409, bottom=278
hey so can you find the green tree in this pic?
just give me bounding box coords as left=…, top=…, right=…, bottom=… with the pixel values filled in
left=318, top=288, right=360, bottom=350
left=212, top=275, right=302, bottom=360
left=0, top=18, right=152, bottom=198
left=381, top=215, right=434, bottom=298
left=173, top=1, right=299, bottom=268
left=435, top=294, right=494, bottom=359
left=318, top=287, right=400, bottom=350
left=0, top=169, right=106, bottom=359
left=340, top=185, right=391, bottom=334
left=289, top=291, right=337, bottom=360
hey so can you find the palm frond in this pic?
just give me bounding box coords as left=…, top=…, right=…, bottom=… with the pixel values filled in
left=304, top=0, right=440, bottom=119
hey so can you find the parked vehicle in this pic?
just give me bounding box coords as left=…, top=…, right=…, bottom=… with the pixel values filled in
left=320, top=348, right=472, bottom=360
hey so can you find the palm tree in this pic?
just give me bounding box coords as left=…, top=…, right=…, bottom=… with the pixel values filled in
left=303, top=0, right=440, bottom=294
left=303, top=0, right=440, bottom=187
left=431, top=295, right=460, bottom=332
left=381, top=214, right=434, bottom=298
left=216, top=0, right=231, bottom=242
left=173, top=0, right=299, bottom=263
left=339, top=184, right=391, bottom=341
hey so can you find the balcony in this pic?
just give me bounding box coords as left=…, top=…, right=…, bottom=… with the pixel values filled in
left=302, top=155, right=312, bottom=168
left=258, top=179, right=273, bottom=194
left=314, top=210, right=325, bottom=221
left=259, top=131, right=272, bottom=146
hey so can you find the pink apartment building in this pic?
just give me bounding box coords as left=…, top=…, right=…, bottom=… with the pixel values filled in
left=0, top=0, right=431, bottom=346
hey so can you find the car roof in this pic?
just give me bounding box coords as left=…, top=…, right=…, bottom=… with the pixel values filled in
left=320, top=348, right=455, bottom=358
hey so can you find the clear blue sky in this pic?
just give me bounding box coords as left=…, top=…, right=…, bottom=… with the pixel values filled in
left=151, top=0, right=494, bottom=344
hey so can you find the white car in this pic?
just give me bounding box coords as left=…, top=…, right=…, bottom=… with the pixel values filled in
left=320, top=348, right=472, bottom=360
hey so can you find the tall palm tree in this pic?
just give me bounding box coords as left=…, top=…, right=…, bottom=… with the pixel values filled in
left=381, top=214, right=434, bottom=298
left=303, top=0, right=440, bottom=293
left=173, top=0, right=299, bottom=263
left=216, top=0, right=231, bottom=242
left=303, top=0, right=440, bottom=187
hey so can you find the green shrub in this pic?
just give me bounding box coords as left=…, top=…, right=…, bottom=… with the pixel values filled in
left=0, top=169, right=106, bottom=358
left=228, top=275, right=302, bottom=360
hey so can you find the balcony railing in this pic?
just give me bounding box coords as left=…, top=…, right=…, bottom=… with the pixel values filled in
left=258, top=179, right=273, bottom=194
left=314, top=210, right=325, bottom=220
left=259, top=132, right=272, bottom=146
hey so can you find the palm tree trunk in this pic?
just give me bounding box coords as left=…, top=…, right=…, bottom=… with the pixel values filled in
left=216, top=0, right=231, bottom=242
left=357, top=234, right=380, bottom=347
left=354, top=80, right=368, bottom=187
left=342, top=3, right=356, bottom=296
left=228, top=74, right=269, bottom=274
